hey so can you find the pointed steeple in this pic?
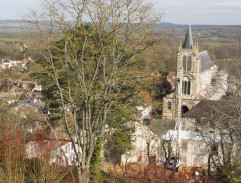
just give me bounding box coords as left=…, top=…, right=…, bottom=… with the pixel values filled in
left=182, top=24, right=193, bottom=49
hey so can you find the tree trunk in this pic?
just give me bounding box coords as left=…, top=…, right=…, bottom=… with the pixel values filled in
left=208, top=154, right=211, bottom=177
left=77, top=167, right=90, bottom=183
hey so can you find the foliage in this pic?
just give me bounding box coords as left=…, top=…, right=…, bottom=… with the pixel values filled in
left=90, top=138, right=103, bottom=166
left=135, top=37, right=178, bottom=73
left=104, top=127, right=132, bottom=166
left=0, top=122, right=71, bottom=182
left=26, top=0, right=162, bottom=182
left=0, top=42, right=23, bottom=59
left=193, top=61, right=241, bottom=182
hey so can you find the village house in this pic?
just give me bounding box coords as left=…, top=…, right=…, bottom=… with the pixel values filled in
left=26, top=140, right=77, bottom=166
left=121, top=102, right=175, bottom=164
left=26, top=135, right=77, bottom=166
left=0, top=57, right=26, bottom=69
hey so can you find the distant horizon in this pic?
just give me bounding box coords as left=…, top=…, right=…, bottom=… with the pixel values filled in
left=0, top=19, right=240, bottom=26
left=0, top=0, right=241, bottom=25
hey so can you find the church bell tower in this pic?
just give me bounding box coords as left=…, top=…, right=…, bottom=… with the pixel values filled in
left=162, top=25, right=202, bottom=120
left=175, top=24, right=201, bottom=117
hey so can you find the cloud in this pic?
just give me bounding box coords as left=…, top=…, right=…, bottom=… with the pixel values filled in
left=216, top=2, right=241, bottom=7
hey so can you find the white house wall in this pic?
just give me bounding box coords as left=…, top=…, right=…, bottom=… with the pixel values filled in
left=121, top=122, right=159, bottom=164
left=50, top=142, right=77, bottom=166
left=26, top=140, right=78, bottom=166
left=161, top=129, right=233, bottom=167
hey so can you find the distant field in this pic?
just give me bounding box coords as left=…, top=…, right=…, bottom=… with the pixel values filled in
left=199, top=36, right=235, bottom=42
left=217, top=58, right=241, bottom=62
left=0, top=37, right=19, bottom=41
left=0, top=27, right=26, bottom=41
left=0, top=27, right=27, bottom=32
left=200, top=42, right=235, bottom=47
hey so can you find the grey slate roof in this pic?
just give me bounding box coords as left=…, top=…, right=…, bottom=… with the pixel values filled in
left=2, top=58, right=11, bottom=63
left=182, top=24, right=193, bottom=49
left=198, top=50, right=214, bottom=72
left=150, top=118, right=176, bottom=136
left=183, top=100, right=218, bottom=119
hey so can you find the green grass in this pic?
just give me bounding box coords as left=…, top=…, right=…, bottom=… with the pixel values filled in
left=200, top=42, right=235, bottom=47
left=199, top=35, right=236, bottom=46
left=0, top=27, right=27, bottom=32
left=0, top=37, right=19, bottom=41
left=217, top=58, right=241, bottom=62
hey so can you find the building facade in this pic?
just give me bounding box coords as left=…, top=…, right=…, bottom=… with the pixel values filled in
left=162, top=25, right=227, bottom=120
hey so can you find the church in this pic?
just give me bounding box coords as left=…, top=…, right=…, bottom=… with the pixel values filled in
left=121, top=25, right=228, bottom=167
left=162, top=25, right=227, bottom=120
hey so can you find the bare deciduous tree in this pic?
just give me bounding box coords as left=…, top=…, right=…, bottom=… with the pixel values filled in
left=26, top=0, right=162, bottom=182
left=195, top=61, right=241, bottom=181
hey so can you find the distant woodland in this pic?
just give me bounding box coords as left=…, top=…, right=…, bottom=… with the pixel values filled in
left=0, top=22, right=240, bottom=70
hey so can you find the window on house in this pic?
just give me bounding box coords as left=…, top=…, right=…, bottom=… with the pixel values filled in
left=66, top=144, right=70, bottom=153
left=187, top=56, right=192, bottom=71
left=143, top=118, right=151, bottom=126
left=69, top=155, right=73, bottom=165
left=56, top=148, right=60, bottom=156
left=201, top=117, right=208, bottom=126
left=181, top=156, right=187, bottom=163
left=167, top=102, right=172, bottom=110
left=194, top=143, right=198, bottom=152
left=211, top=144, right=218, bottom=155
left=183, top=56, right=187, bottom=70
left=209, top=121, right=215, bottom=129
left=181, top=141, right=188, bottom=153
left=211, top=78, right=217, bottom=86
left=196, top=119, right=201, bottom=125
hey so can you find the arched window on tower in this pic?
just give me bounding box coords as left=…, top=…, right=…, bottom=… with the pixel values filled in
left=183, top=56, right=187, bottom=70
left=182, top=76, right=191, bottom=95
left=187, top=56, right=192, bottom=71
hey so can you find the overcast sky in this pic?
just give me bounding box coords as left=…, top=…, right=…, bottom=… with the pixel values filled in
left=0, top=0, right=240, bottom=25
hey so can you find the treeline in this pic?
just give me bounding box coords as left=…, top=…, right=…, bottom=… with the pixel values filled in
left=200, top=43, right=241, bottom=60
left=135, top=33, right=179, bottom=74
left=0, top=31, right=19, bottom=38
left=0, top=41, right=23, bottom=59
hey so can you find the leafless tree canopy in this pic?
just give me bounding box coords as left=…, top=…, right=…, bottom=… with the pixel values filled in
left=195, top=62, right=241, bottom=181
left=25, top=0, right=161, bottom=182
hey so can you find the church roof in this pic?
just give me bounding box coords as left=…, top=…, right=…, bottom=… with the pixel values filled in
left=182, top=24, right=193, bottom=49
left=199, top=50, right=214, bottom=72
left=183, top=100, right=218, bottom=119
left=150, top=118, right=175, bottom=136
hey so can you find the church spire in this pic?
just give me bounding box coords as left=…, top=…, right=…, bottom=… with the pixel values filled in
left=182, top=24, right=193, bottom=49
